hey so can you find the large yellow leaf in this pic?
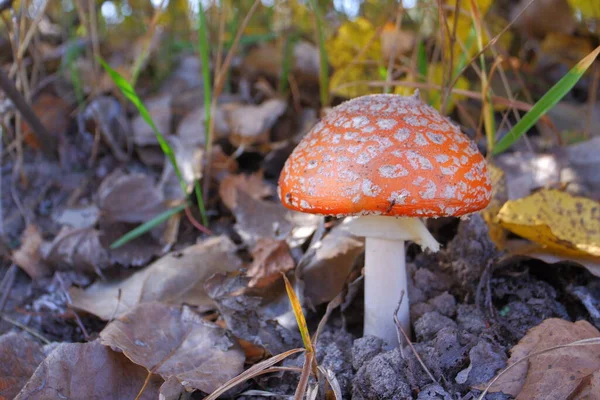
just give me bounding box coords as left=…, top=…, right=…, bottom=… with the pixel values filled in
left=568, top=0, right=600, bottom=19
left=498, top=189, right=600, bottom=258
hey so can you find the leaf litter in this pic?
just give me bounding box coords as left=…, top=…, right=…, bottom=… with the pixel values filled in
left=3, top=2, right=600, bottom=399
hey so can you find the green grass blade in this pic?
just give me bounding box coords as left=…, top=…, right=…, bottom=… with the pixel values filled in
left=279, top=32, right=297, bottom=95
left=197, top=1, right=212, bottom=154
left=99, top=57, right=209, bottom=227
left=492, top=45, right=600, bottom=155
left=308, top=0, right=329, bottom=108
left=416, top=39, right=428, bottom=82
left=98, top=57, right=186, bottom=194
left=110, top=202, right=189, bottom=249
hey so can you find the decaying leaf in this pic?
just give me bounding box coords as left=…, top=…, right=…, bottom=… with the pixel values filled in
left=41, top=226, right=110, bottom=275
left=131, top=93, right=172, bottom=146
left=233, top=190, right=320, bottom=248
left=99, top=302, right=245, bottom=394
left=380, top=22, right=414, bottom=62
left=511, top=0, right=576, bottom=39
left=15, top=340, right=162, bottom=400
left=99, top=221, right=165, bottom=267
left=481, top=318, right=600, bottom=399
left=206, top=272, right=301, bottom=355
left=21, top=92, right=69, bottom=149
left=226, top=99, right=287, bottom=147
left=52, top=204, right=100, bottom=229
left=81, top=96, right=131, bottom=162
left=159, top=136, right=204, bottom=202
left=0, top=332, right=46, bottom=399
left=498, top=189, right=600, bottom=258
left=177, top=104, right=229, bottom=147
left=98, top=169, right=166, bottom=223
left=219, top=170, right=274, bottom=211
left=69, top=235, right=241, bottom=320
left=247, top=238, right=295, bottom=288
left=12, top=224, right=51, bottom=279
left=302, top=221, right=364, bottom=306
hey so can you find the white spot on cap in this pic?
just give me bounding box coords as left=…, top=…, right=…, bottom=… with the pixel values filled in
left=426, top=131, right=446, bottom=144
left=351, top=116, right=370, bottom=129
left=362, top=179, right=382, bottom=197
left=413, top=176, right=425, bottom=186
left=443, top=185, right=457, bottom=199
left=414, top=133, right=428, bottom=146
left=440, top=165, right=459, bottom=175
left=377, top=119, right=397, bottom=130
left=395, top=128, right=410, bottom=142
left=307, top=160, right=318, bottom=169
left=435, top=154, right=449, bottom=163
left=420, top=180, right=437, bottom=199
left=388, top=189, right=410, bottom=204
left=404, top=150, right=433, bottom=170
left=379, top=164, right=409, bottom=178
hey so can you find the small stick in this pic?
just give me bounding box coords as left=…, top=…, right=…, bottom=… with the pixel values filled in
left=0, top=67, right=55, bottom=159
left=394, top=291, right=439, bottom=385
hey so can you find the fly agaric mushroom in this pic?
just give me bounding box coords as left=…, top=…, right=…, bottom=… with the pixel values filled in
left=278, top=92, right=491, bottom=348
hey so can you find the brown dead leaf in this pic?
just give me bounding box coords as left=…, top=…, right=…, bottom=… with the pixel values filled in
left=510, top=0, right=576, bottom=39
left=159, top=376, right=192, bottom=400
left=52, top=205, right=100, bottom=229
left=82, top=96, right=131, bottom=162
left=100, top=302, right=245, bottom=394
left=12, top=224, right=51, bottom=279
left=69, top=235, right=241, bottom=320
left=99, top=221, right=165, bottom=267
left=0, top=332, right=46, bottom=399
left=302, top=221, right=364, bottom=306
left=219, top=170, right=274, bottom=211
left=98, top=169, right=166, bottom=224
left=132, top=93, right=172, bottom=146
left=381, top=22, right=415, bottom=61
left=21, top=93, right=69, bottom=150
left=233, top=190, right=320, bottom=248
left=41, top=226, right=110, bottom=276
left=482, top=318, right=600, bottom=399
left=226, top=99, right=287, bottom=147
left=15, top=340, right=162, bottom=400
left=247, top=238, right=295, bottom=288
left=177, top=105, right=230, bottom=147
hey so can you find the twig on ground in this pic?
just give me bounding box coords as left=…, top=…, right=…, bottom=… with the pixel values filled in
left=394, top=291, right=439, bottom=386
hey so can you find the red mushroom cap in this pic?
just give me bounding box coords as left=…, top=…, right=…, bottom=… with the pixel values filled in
left=278, top=93, right=492, bottom=218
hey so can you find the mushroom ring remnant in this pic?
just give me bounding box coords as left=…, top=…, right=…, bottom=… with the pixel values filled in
left=277, top=92, right=492, bottom=348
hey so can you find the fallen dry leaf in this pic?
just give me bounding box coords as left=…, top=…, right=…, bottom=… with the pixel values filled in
left=206, top=272, right=301, bottom=355
left=12, top=224, right=51, bottom=279
left=0, top=332, right=46, bottom=399
left=302, top=221, right=364, bottom=306
left=498, top=189, right=600, bottom=259
left=52, top=204, right=100, bottom=229
left=219, top=170, right=274, bottom=211
left=177, top=104, right=229, bottom=147
left=132, top=93, right=172, bottom=146
left=100, top=302, right=245, bottom=394
left=69, top=235, right=241, bottom=320
left=41, top=226, right=110, bottom=276
left=15, top=340, right=162, bottom=400
left=510, top=0, right=576, bottom=39
left=226, top=99, right=287, bottom=147
left=99, top=221, right=165, bottom=267
left=159, top=376, right=192, bottom=400
left=481, top=318, right=600, bottom=399
left=81, top=95, right=131, bottom=162
left=247, top=238, right=295, bottom=288
left=380, top=22, right=414, bottom=61
left=97, top=169, right=166, bottom=224
left=233, top=190, right=320, bottom=248
left=21, top=92, right=69, bottom=150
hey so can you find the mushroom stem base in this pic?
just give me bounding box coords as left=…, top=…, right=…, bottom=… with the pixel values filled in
left=364, top=237, right=408, bottom=349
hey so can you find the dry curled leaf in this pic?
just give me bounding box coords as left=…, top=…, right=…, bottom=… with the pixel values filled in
left=131, top=93, right=172, bottom=146
left=15, top=340, right=162, bottom=400
left=226, top=99, right=287, bottom=147
left=98, top=169, right=166, bottom=224
left=99, top=302, right=245, bottom=394
left=41, top=226, right=110, bottom=276
left=0, top=332, right=46, bottom=399
left=480, top=318, right=600, bottom=399
left=69, top=235, right=241, bottom=320
left=247, top=238, right=295, bottom=288
left=498, top=189, right=600, bottom=259
left=219, top=170, right=274, bottom=211
left=12, top=224, right=51, bottom=279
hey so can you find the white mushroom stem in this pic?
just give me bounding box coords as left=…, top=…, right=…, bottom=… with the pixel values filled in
left=346, top=216, right=439, bottom=349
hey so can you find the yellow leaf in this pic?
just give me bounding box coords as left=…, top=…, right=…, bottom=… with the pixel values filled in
left=568, top=0, right=600, bottom=19
left=327, top=17, right=382, bottom=97
left=281, top=273, right=314, bottom=355
left=481, top=163, right=509, bottom=249
left=498, top=190, right=600, bottom=258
